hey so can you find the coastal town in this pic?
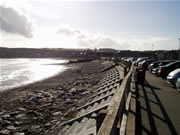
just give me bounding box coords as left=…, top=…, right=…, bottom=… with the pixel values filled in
left=1, top=1, right=180, bottom=135
left=0, top=47, right=180, bottom=135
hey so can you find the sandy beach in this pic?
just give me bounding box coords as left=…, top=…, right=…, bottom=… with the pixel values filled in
left=0, top=60, right=106, bottom=135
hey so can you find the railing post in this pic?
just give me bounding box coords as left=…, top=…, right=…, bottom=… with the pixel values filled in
left=124, top=67, right=127, bottom=77
left=96, top=109, right=108, bottom=133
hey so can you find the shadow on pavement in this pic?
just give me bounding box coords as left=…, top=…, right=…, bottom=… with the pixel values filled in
left=143, top=83, right=161, bottom=91
left=135, top=80, right=177, bottom=135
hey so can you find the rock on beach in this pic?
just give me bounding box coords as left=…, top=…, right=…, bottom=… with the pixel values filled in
left=0, top=60, right=105, bottom=135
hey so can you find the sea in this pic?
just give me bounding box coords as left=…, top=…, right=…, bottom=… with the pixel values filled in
left=0, top=58, right=68, bottom=91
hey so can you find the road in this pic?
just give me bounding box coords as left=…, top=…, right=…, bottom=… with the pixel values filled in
left=136, top=71, right=180, bottom=135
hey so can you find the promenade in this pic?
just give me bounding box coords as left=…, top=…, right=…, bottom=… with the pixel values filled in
left=136, top=71, right=180, bottom=135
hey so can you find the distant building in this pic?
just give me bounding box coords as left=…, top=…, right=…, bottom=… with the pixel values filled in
left=97, top=48, right=117, bottom=58
left=98, top=48, right=116, bottom=53
left=96, top=48, right=116, bottom=58
left=156, top=51, right=178, bottom=60
left=157, top=52, right=165, bottom=59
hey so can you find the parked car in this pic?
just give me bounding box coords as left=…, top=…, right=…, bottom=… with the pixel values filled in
left=151, top=60, right=174, bottom=75
left=148, top=61, right=161, bottom=72
left=141, top=59, right=158, bottom=69
left=129, top=57, right=138, bottom=63
left=167, top=69, right=180, bottom=87
left=152, top=67, right=160, bottom=75
left=121, top=57, right=127, bottom=61
left=176, top=78, right=180, bottom=91
left=158, top=61, right=180, bottom=79
left=135, top=57, right=149, bottom=67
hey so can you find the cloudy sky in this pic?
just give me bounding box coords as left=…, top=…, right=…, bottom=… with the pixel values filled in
left=1, top=0, right=180, bottom=50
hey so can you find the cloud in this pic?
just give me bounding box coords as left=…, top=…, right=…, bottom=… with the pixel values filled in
left=150, top=37, right=169, bottom=42
left=57, top=25, right=82, bottom=37
left=95, top=36, right=119, bottom=48
left=57, top=27, right=76, bottom=36
left=126, top=36, right=170, bottom=50
left=0, top=5, right=35, bottom=38
left=57, top=25, right=171, bottom=50
left=57, top=25, right=130, bottom=49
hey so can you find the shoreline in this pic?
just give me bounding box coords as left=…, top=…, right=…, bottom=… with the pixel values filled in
left=0, top=58, right=71, bottom=93
left=0, top=60, right=106, bottom=135
left=0, top=62, right=73, bottom=93
left=0, top=62, right=81, bottom=102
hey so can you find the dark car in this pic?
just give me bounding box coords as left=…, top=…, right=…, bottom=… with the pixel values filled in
left=152, top=67, right=160, bottom=75
left=150, top=60, right=175, bottom=74
left=158, top=61, right=180, bottom=79
left=141, top=59, right=158, bottom=69
left=148, top=61, right=161, bottom=72
left=134, top=57, right=149, bottom=66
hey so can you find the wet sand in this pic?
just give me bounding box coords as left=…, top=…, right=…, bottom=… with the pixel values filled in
left=0, top=60, right=105, bottom=135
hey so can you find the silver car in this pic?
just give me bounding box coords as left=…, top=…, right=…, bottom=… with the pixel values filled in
left=176, top=78, right=180, bottom=91
left=167, top=68, right=180, bottom=86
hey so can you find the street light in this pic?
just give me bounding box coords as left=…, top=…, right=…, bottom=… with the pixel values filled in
left=139, top=48, right=140, bottom=57
left=152, top=44, right=154, bottom=59
left=179, top=38, right=180, bottom=60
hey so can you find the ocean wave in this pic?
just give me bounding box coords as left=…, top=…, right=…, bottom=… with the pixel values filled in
left=0, top=58, right=68, bottom=91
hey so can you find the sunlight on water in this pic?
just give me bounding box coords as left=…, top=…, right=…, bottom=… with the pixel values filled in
left=0, top=59, right=68, bottom=91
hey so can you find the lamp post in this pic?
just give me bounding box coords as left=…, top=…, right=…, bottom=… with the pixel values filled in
left=152, top=44, right=154, bottom=59
left=179, top=38, right=180, bottom=60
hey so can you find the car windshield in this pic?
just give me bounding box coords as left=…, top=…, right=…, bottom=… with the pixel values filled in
left=152, top=61, right=159, bottom=65
left=158, top=62, right=164, bottom=66
left=164, top=61, right=176, bottom=67
left=174, top=72, right=180, bottom=78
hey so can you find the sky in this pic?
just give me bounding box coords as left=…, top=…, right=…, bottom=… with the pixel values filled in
left=0, top=0, right=180, bottom=51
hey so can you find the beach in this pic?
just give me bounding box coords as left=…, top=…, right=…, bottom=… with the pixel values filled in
left=0, top=60, right=105, bottom=135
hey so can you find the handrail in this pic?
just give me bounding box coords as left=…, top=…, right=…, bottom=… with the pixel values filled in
left=97, top=65, right=134, bottom=135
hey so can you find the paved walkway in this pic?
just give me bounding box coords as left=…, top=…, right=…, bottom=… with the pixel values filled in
left=136, top=71, right=180, bottom=135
